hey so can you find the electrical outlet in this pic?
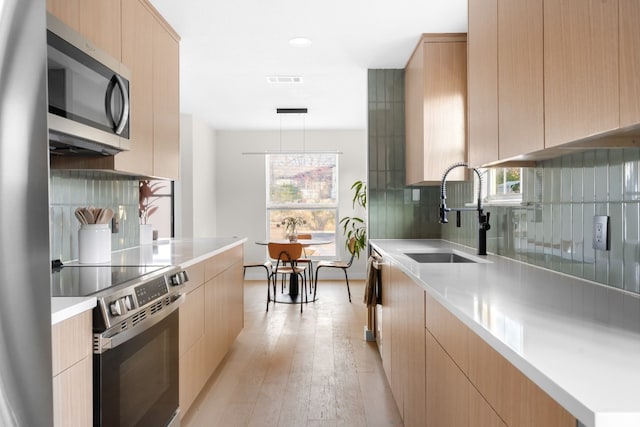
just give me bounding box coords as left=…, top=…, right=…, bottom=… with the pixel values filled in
left=593, top=215, right=609, bottom=251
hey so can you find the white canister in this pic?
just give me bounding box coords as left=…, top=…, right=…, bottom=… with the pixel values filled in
left=78, top=224, right=111, bottom=263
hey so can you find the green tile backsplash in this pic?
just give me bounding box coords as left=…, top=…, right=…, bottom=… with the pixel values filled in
left=367, top=68, right=640, bottom=295
left=441, top=149, right=640, bottom=294
left=367, top=69, right=441, bottom=240
left=50, top=171, right=140, bottom=262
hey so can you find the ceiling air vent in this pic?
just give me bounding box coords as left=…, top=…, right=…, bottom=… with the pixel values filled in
left=266, top=75, right=304, bottom=84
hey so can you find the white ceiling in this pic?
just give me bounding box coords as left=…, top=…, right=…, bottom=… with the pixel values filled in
left=149, top=0, right=467, bottom=130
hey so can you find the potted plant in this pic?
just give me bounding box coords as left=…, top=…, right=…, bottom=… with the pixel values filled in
left=139, top=180, right=160, bottom=244
left=339, top=180, right=367, bottom=258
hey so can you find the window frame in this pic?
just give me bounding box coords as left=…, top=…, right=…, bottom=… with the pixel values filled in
left=473, top=167, right=523, bottom=206
left=265, top=153, right=339, bottom=257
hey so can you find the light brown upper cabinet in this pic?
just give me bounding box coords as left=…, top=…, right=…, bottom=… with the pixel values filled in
left=498, top=0, right=544, bottom=159
left=152, top=20, right=181, bottom=180
left=48, top=0, right=181, bottom=180
left=47, top=0, right=121, bottom=61
left=468, top=0, right=543, bottom=166
left=467, top=0, right=498, bottom=167
left=118, top=0, right=180, bottom=180
left=468, top=0, right=640, bottom=166
left=118, top=0, right=155, bottom=177
left=405, top=34, right=467, bottom=185
left=619, top=0, right=640, bottom=128
left=544, top=0, right=618, bottom=147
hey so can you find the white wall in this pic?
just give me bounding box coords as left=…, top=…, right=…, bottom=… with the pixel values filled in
left=215, top=129, right=368, bottom=280
left=176, top=114, right=218, bottom=238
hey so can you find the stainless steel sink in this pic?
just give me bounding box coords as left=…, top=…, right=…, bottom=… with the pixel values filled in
left=404, top=252, right=477, bottom=263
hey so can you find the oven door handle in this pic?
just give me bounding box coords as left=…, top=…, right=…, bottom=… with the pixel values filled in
left=94, top=293, right=185, bottom=354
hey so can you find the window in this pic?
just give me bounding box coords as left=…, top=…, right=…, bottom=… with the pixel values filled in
left=266, top=154, right=338, bottom=256
left=140, top=180, right=174, bottom=238
left=475, top=168, right=522, bottom=204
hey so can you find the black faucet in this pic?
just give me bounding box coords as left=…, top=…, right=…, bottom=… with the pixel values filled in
left=439, top=162, right=491, bottom=255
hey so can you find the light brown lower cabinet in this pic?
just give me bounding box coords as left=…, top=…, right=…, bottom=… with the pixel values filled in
left=469, top=382, right=507, bottom=427
left=179, top=245, right=244, bottom=418
left=467, top=330, right=575, bottom=427
left=426, top=329, right=469, bottom=426
left=380, top=262, right=577, bottom=426
left=388, top=263, right=425, bottom=425
left=51, top=310, right=92, bottom=427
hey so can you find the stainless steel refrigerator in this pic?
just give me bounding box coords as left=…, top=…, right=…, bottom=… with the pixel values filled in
left=0, top=0, right=53, bottom=425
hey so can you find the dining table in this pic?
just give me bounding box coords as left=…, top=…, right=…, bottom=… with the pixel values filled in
left=255, top=239, right=331, bottom=302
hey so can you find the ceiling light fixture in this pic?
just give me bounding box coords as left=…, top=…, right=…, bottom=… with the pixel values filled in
left=288, top=37, right=312, bottom=47
left=242, top=108, right=342, bottom=155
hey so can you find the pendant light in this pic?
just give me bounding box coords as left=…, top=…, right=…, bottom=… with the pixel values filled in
left=242, top=108, right=342, bottom=155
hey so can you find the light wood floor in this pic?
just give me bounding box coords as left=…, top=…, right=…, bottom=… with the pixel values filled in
left=182, top=279, right=403, bottom=427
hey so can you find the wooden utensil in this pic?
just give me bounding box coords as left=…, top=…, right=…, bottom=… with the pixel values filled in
left=74, top=208, right=87, bottom=225
left=82, top=207, right=95, bottom=224
left=97, top=208, right=114, bottom=224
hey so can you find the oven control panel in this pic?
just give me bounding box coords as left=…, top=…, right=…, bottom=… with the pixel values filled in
left=95, top=266, right=187, bottom=331
left=135, top=277, right=169, bottom=307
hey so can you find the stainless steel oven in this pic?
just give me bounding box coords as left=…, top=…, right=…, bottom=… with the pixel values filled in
left=94, top=303, right=181, bottom=427
left=52, top=264, right=188, bottom=427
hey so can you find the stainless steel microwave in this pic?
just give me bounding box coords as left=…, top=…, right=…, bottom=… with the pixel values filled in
left=47, top=13, right=131, bottom=156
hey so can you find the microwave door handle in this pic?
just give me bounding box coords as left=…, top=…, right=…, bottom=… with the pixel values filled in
left=108, top=74, right=129, bottom=136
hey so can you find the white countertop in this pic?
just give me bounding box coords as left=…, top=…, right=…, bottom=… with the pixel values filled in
left=51, top=237, right=247, bottom=325
left=370, top=239, right=640, bottom=427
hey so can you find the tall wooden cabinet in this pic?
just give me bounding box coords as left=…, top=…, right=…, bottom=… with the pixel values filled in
left=47, top=0, right=181, bottom=180
left=405, top=34, right=467, bottom=185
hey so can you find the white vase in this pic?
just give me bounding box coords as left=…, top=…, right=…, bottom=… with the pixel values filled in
left=140, top=224, right=153, bottom=245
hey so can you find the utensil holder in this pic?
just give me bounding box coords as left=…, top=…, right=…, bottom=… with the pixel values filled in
left=78, top=224, right=111, bottom=263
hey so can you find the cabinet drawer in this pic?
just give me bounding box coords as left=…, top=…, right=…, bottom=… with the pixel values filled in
left=52, top=310, right=92, bottom=376
left=425, top=292, right=469, bottom=374
left=183, top=261, right=205, bottom=294
left=53, top=356, right=92, bottom=427
left=468, top=331, right=575, bottom=427
left=205, top=253, right=224, bottom=280
left=179, top=284, right=205, bottom=357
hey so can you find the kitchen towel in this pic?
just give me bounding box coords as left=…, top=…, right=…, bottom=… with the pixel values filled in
left=363, top=255, right=378, bottom=308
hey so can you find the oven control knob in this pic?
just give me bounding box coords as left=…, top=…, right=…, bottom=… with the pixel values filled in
left=109, top=296, right=131, bottom=317
left=170, top=270, right=189, bottom=286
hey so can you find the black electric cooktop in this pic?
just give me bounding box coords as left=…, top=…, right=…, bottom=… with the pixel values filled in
left=51, top=264, right=169, bottom=297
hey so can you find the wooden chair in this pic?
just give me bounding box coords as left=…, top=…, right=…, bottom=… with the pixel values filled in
left=313, top=238, right=356, bottom=302
left=267, top=242, right=308, bottom=312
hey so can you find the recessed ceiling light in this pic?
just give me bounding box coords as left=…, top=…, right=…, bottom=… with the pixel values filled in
left=289, top=37, right=312, bottom=47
